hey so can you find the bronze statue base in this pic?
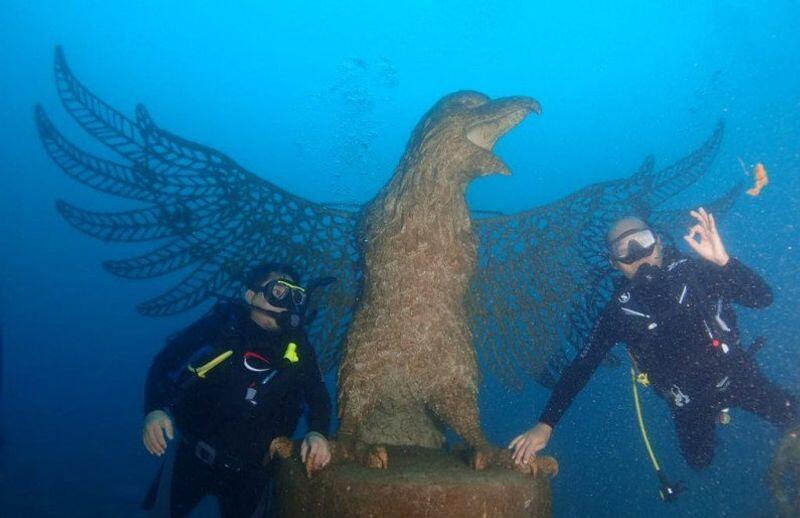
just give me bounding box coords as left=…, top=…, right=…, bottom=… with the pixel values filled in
left=273, top=446, right=552, bottom=518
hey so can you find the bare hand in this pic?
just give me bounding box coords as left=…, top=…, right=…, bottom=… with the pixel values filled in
left=143, top=410, right=174, bottom=456
left=684, top=207, right=730, bottom=266
left=508, top=423, right=553, bottom=465
left=301, top=432, right=331, bottom=476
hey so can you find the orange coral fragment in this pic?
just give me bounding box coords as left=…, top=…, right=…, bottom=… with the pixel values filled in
left=747, top=162, right=769, bottom=196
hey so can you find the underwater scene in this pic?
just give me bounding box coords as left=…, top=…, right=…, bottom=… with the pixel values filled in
left=1, top=1, right=799, bottom=517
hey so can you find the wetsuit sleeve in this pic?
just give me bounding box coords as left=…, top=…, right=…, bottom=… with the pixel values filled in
left=300, top=339, right=332, bottom=437
left=143, top=308, right=223, bottom=415
left=701, top=257, right=773, bottom=308
left=538, top=306, right=620, bottom=428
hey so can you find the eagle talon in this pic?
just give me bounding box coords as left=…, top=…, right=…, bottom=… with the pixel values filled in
left=265, top=436, right=294, bottom=466
left=536, top=456, right=559, bottom=478
left=362, top=445, right=389, bottom=470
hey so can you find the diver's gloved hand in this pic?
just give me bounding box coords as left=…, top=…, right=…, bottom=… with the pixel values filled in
left=508, top=422, right=553, bottom=465
left=301, top=431, right=331, bottom=477
left=684, top=207, right=730, bottom=267
left=143, top=410, right=174, bottom=457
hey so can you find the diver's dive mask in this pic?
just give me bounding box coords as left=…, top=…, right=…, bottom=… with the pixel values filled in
left=258, top=279, right=307, bottom=308
left=254, top=279, right=308, bottom=329
left=608, top=228, right=658, bottom=265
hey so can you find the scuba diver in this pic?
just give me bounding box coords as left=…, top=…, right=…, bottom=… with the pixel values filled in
left=141, top=263, right=332, bottom=517
left=510, top=207, right=797, bottom=481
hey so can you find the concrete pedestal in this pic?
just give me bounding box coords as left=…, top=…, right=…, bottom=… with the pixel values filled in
left=273, top=446, right=552, bottom=518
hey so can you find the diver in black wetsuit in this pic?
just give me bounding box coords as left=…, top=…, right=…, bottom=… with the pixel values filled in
left=141, top=263, right=332, bottom=518
left=510, top=208, right=797, bottom=471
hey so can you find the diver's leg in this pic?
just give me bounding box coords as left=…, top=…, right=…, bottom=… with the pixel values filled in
left=169, top=442, right=213, bottom=517
left=141, top=461, right=166, bottom=511
left=731, top=360, right=799, bottom=428
left=217, top=468, right=270, bottom=518
left=672, top=404, right=717, bottom=471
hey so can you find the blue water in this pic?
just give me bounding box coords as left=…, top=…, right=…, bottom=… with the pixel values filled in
left=1, top=1, right=799, bottom=516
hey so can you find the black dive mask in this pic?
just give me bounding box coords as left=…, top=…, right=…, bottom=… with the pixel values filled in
left=257, top=279, right=307, bottom=308
left=209, top=276, right=335, bottom=331
left=254, top=279, right=308, bottom=330
left=608, top=228, right=657, bottom=265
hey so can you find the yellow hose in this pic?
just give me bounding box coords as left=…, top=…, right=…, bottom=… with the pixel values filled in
left=631, top=367, right=661, bottom=472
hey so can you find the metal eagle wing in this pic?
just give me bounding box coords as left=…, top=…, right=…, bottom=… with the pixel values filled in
left=36, top=47, right=362, bottom=370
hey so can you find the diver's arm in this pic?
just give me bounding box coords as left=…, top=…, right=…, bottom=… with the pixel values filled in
left=144, top=344, right=183, bottom=415
left=142, top=308, right=226, bottom=456
left=702, top=257, right=773, bottom=309
left=684, top=207, right=772, bottom=308
left=143, top=306, right=225, bottom=414
left=142, top=334, right=198, bottom=456
left=509, top=307, right=619, bottom=464
left=538, top=308, right=619, bottom=428
left=144, top=338, right=197, bottom=415
left=297, top=337, right=332, bottom=474
left=300, top=338, right=332, bottom=437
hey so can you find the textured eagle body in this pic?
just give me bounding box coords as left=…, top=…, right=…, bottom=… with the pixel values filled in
left=338, top=92, right=540, bottom=448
